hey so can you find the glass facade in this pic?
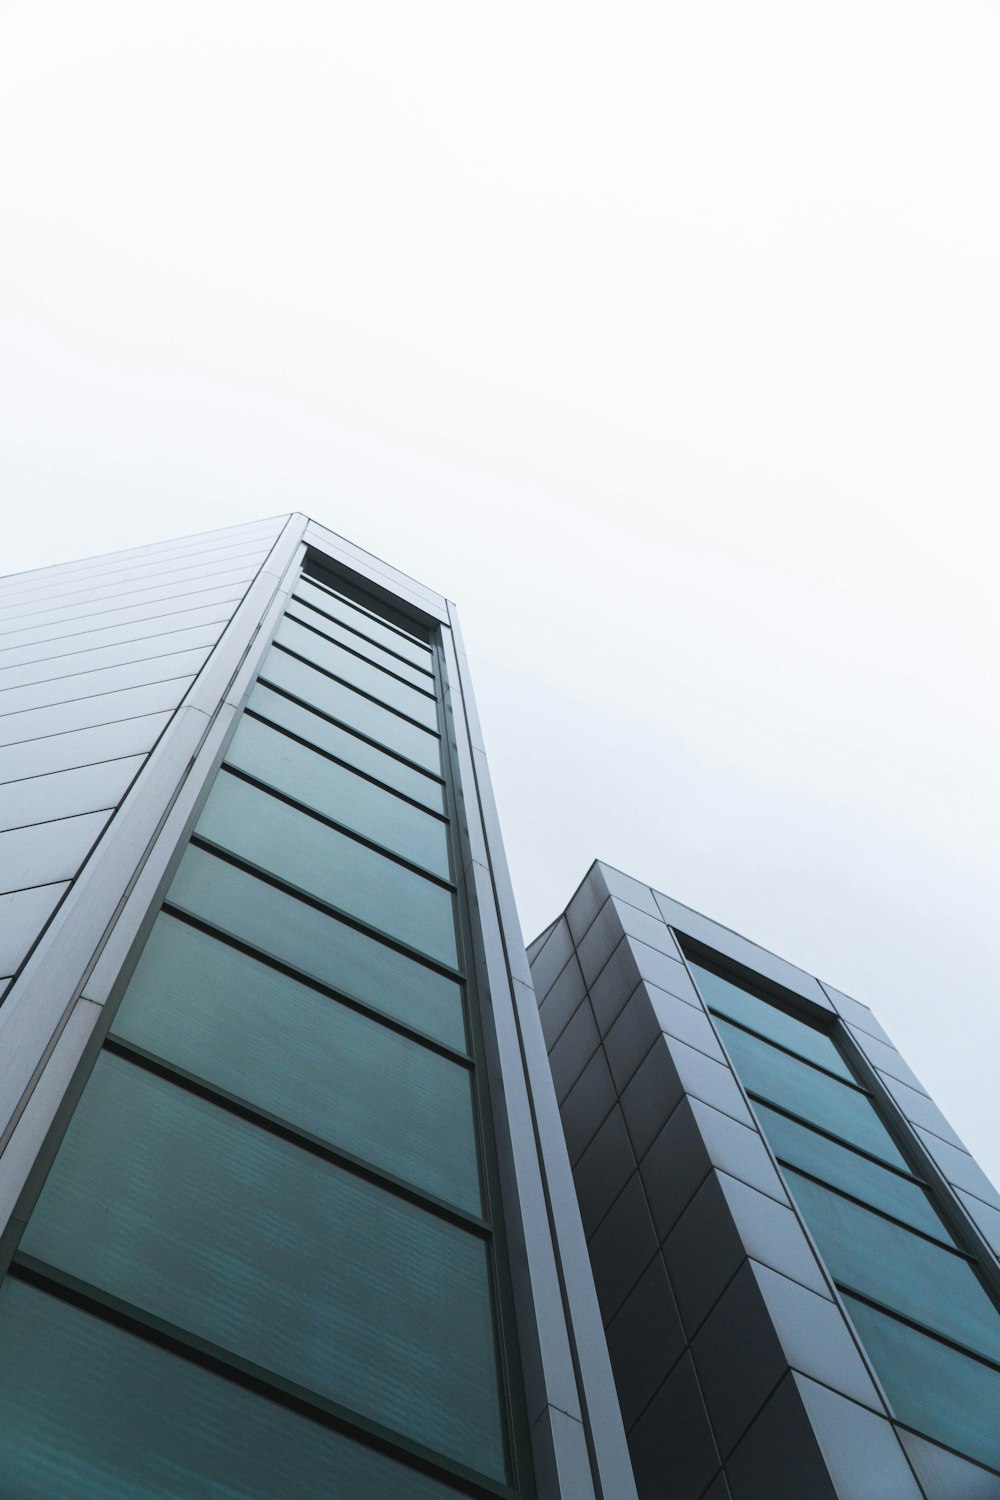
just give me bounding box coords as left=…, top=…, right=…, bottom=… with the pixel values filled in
left=0, top=567, right=531, bottom=1498
left=686, top=957, right=1000, bottom=1476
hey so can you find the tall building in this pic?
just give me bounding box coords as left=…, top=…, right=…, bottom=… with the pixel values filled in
left=530, top=862, right=1000, bottom=1500
left=0, top=516, right=635, bottom=1500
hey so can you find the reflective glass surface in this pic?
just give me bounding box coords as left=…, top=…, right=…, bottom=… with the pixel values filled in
left=297, top=578, right=433, bottom=670
left=690, top=962, right=853, bottom=1080
left=0, top=1279, right=459, bottom=1500
left=787, top=1171, right=1000, bottom=1364
left=844, top=1295, right=1000, bottom=1475
left=248, top=683, right=445, bottom=813
left=226, top=715, right=450, bottom=878
left=714, top=1018, right=908, bottom=1168
left=261, top=648, right=440, bottom=772
left=276, top=619, right=438, bottom=731
left=21, top=1054, right=507, bottom=1479
left=288, top=601, right=432, bottom=690
left=113, top=914, right=481, bottom=1212
left=167, top=847, right=466, bottom=1051
left=196, top=772, right=458, bottom=968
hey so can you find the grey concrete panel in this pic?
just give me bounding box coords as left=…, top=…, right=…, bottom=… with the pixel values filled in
left=528, top=915, right=575, bottom=1000
left=628, top=1351, right=721, bottom=1500
left=956, top=1189, right=1000, bottom=1258
left=0, top=678, right=193, bottom=751
left=898, top=1428, right=1000, bottom=1500
left=701, top=1477, right=733, bottom=1500
left=0, top=646, right=210, bottom=720
left=648, top=983, right=728, bottom=1062
left=594, top=861, right=661, bottom=918
left=0, top=881, right=68, bottom=973
left=845, top=1027, right=926, bottom=1093
left=589, top=937, right=643, bottom=1035
left=0, top=564, right=258, bottom=638
left=612, top=896, right=685, bottom=961
left=0, top=809, right=110, bottom=895
left=539, top=953, right=587, bottom=1049
left=622, top=1037, right=755, bottom=1161
left=725, top=1372, right=839, bottom=1500
left=0, top=757, right=142, bottom=833
left=561, top=1047, right=618, bottom=1166
left=566, top=866, right=611, bottom=945
left=576, top=897, right=626, bottom=986
left=586, top=1172, right=660, bottom=1327
left=877, top=1072, right=966, bottom=1149
left=605, top=1253, right=686, bottom=1430
left=630, top=936, right=707, bottom=1007
left=794, top=1374, right=924, bottom=1499
left=551, top=1000, right=601, bottom=1103
left=0, top=593, right=243, bottom=666
left=819, top=981, right=893, bottom=1043
left=604, top=984, right=659, bottom=1092
left=527, top=916, right=559, bottom=961
left=573, top=1106, right=636, bottom=1237
left=0, top=711, right=171, bottom=784
left=0, top=622, right=222, bottom=694
left=913, top=1128, right=1000, bottom=1209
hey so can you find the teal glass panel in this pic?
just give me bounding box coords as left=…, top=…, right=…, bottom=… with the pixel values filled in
left=226, top=716, right=450, bottom=879
left=168, top=847, right=466, bottom=1051
left=0, top=1279, right=460, bottom=1500
left=289, top=600, right=433, bottom=691
left=261, top=648, right=440, bottom=773
left=787, top=1171, right=1000, bottom=1364
left=196, top=772, right=458, bottom=969
left=297, top=577, right=433, bottom=671
left=844, top=1295, right=1000, bottom=1475
left=277, top=619, right=438, bottom=731
left=689, top=962, right=853, bottom=1080
left=715, top=1017, right=908, bottom=1169
left=113, top=914, right=481, bottom=1213
left=249, top=683, right=445, bottom=813
left=754, top=1102, right=953, bottom=1242
left=21, top=1054, right=507, bottom=1481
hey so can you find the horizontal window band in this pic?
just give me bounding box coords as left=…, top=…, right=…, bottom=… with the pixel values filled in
left=746, top=1092, right=926, bottom=1183
left=287, top=606, right=437, bottom=695
left=299, top=572, right=435, bottom=653
left=839, top=1283, right=1000, bottom=1377
left=217, top=764, right=456, bottom=891
left=778, top=1160, right=968, bottom=1257
left=290, top=595, right=435, bottom=681
left=711, top=1009, right=870, bottom=1093
left=272, top=644, right=441, bottom=741
left=182, top=839, right=465, bottom=981
left=255, top=676, right=447, bottom=787
left=8, top=1258, right=516, bottom=1500
left=158, top=904, right=473, bottom=1067
left=101, top=1037, right=489, bottom=1236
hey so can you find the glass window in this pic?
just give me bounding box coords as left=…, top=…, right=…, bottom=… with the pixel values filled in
left=753, top=1102, right=953, bottom=1243
left=226, top=716, right=450, bottom=879
left=167, top=847, right=466, bottom=1051
left=689, top=961, right=853, bottom=1080
left=261, top=648, right=441, bottom=773
left=714, top=1017, right=908, bottom=1169
left=786, top=1171, right=1000, bottom=1365
left=297, top=578, right=433, bottom=671
left=844, top=1295, right=1000, bottom=1475
left=249, top=683, right=445, bottom=813
left=0, top=1279, right=461, bottom=1500
left=196, top=772, right=458, bottom=969
left=289, top=600, right=433, bottom=691
left=20, top=1053, right=507, bottom=1481
left=113, top=914, right=481, bottom=1213
left=276, top=619, right=438, bottom=731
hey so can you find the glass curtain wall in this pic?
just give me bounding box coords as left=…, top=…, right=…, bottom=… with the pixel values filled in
left=685, top=956, right=1000, bottom=1477
left=0, top=567, right=529, bottom=1500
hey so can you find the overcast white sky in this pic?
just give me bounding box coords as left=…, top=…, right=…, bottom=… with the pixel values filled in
left=1, top=0, right=999, bottom=1181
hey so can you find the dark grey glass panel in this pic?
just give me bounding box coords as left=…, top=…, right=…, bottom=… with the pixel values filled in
left=754, top=1103, right=953, bottom=1242
left=276, top=619, right=438, bottom=731
left=249, top=683, right=445, bottom=813
left=0, top=810, right=109, bottom=896
left=0, top=647, right=209, bottom=722
left=297, top=578, right=433, bottom=669
left=196, top=773, right=457, bottom=968
left=261, top=649, right=441, bottom=773
left=0, top=622, right=221, bottom=693
left=289, top=601, right=433, bottom=690
left=0, top=711, right=171, bottom=785
left=226, top=717, right=449, bottom=879
left=113, top=914, right=480, bottom=1212
left=787, top=1171, right=1000, bottom=1363
left=0, top=1279, right=460, bottom=1499
left=168, top=847, right=466, bottom=1050
left=715, top=1017, right=909, bottom=1169
left=844, top=1295, right=1000, bottom=1475
left=690, top=962, right=851, bottom=1079
left=21, top=1055, right=506, bottom=1479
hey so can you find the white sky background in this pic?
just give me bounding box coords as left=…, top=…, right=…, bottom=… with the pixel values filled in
left=1, top=0, right=999, bottom=1180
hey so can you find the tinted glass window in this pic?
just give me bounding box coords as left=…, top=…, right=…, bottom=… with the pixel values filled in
left=261, top=648, right=440, bottom=772
left=249, top=683, right=445, bottom=813
left=21, top=1054, right=507, bottom=1480
left=297, top=578, right=433, bottom=670
left=289, top=601, right=433, bottom=691
left=196, top=772, right=458, bottom=969
left=787, top=1171, right=1000, bottom=1364
left=690, top=962, right=852, bottom=1080
left=113, top=914, right=481, bottom=1213
left=226, top=716, right=450, bottom=879
left=714, top=1018, right=908, bottom=1169
left=167, top=848, right=466, bottom=1051
left=0, top=1279, right=459, bottom=1500
left=276, top=619, right=438, bottom=731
